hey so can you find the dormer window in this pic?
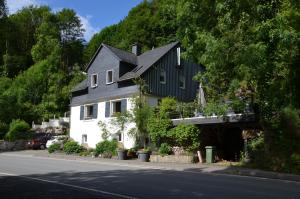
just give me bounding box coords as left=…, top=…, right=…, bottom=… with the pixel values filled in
left=91, top=73, right=98, bottom=88
left=106, top=70, right=113, bottom=84
left=177, top=47, right=181, bottom=66
left=160, top=69, right=166, bottom=84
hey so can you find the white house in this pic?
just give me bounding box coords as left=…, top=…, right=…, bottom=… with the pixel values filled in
left=70, top=41, right=203, bottom=148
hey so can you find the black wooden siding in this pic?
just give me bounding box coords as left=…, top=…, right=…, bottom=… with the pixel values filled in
left=142, top=47, right=203, bottom=102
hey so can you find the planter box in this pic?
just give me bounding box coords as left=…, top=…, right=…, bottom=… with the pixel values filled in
left=117, top=149, right=128, bottom=160
left=138, top=151, right=150, bottom=162
left=150, top=154, right=195, bottom=164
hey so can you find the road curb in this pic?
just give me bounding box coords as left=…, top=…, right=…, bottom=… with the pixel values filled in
left=218, top=167, right=300, bottom=182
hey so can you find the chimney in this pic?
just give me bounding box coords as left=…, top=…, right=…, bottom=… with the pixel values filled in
left=131, top=43, right=142, bottom=56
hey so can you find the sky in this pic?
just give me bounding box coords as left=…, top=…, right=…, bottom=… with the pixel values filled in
left=6, top=0, right=143, bottom=41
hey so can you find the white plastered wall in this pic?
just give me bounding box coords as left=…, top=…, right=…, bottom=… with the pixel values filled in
left=70, top=96, right=159, bottom=149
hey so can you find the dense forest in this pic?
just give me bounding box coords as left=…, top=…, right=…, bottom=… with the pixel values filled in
left=0, top=0, right=85, bottom=127
left=0, top=0, right=299, bottom=171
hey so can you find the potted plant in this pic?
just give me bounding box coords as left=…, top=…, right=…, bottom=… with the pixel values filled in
left=117, top=148, right=127, bottom=160
left=127, top=147, right=138, bottom=159
left=116, top=142, right=127, bottom=160
left=138, top=147, right=151, bottom=162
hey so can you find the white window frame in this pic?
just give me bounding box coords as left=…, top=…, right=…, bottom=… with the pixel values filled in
left=160, top=69, right=166, bottom=84
left=84, top=104, right=94, bottom=120
left=177, top=47, right=181, bottom=66
left=106, top=70, right=114, bottom=84
left=82, top=134, right=87, bottom=144
left=179, top=75, right=185, bottom=89
left=110, top=99, right=122, bottom=116
left=91, top=73, right=98, bottom=88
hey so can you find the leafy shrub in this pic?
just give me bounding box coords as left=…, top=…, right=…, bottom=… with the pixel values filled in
left=289, top=154, right=300, bottom=174
left=0, top=122, right=8, bottom=140
left=48, top=143, right=61, bottom=153
left=63, top=141, right=83, bottom=154
left=128, top=147, right=137, bottom=154
left=138, top=147, right=151, bottom=153
left=148, top=117, right=172, bottom=146
left=79, top=148, right=95, bottom=156
left=231, top=99, right=246, bottom=113
left=95, top=140, right=117, bottom=157
left=159, top=143, right=171, bottom=156
left=5, top=119, right=31, bottom=141
left=203, top=102, right=228, bottom=116
left=246, top=107, right=300, bottom=173
left=159, top=97, right=177, bottom=117
left=170, top=124, right=200, bottom=152
left=127, top=146, right=139, bottom=158
left=247, top=136, right=267, bottom=168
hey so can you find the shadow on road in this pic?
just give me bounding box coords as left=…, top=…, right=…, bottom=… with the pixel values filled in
left=1, top=167, right=300, bottom=199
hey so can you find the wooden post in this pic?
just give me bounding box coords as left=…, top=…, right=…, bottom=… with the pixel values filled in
left=197, top=150, right=203, bottom=163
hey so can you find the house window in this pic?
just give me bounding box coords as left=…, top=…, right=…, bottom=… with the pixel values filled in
left=82, top=134, right=87, bottom=143
left=160, top=69, right=166, bottom=84
left=85, top=105, right=94, bottom=119
left=111, top=101, right=122, bottom=116
left=179, top=75, right=185, bottom=89
left=106, top=70, right=113, bottom=84
left=177, top=47, right=181, bottom=66
left=91, top=73, right=98, bottom=88
left=118, top=133, right=122, bottom=142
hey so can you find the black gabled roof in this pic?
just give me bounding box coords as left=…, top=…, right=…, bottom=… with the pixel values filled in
left=85, top=43, right=137, bottom=71
left=103, top=44, right=137, bottom=65
left=82, top=41, right=179, bottom=84
left=118, top=41, right=179, bottom=81
left=71, top=78, right=88, bottom=92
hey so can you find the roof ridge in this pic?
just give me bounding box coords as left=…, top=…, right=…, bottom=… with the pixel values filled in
left=102, top=43, right=137, bottom=65
left=139, top=41, right=179, bottom=56
left=102, top=43, right=136, bottom=56
left=118, top=41, right=180, bottom=82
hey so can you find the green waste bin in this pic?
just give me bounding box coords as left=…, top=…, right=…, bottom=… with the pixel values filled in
left=205, top=146, right=216, bottom=163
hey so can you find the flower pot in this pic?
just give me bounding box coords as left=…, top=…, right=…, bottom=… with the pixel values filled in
left=117, top=149, right=128, bottom=160
left=138, top=151, right=150, bottom=162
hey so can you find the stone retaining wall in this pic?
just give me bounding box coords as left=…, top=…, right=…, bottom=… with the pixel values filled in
left=0, top=140, right=26, bottom=151
left=150, top=154, right=195, bottom=163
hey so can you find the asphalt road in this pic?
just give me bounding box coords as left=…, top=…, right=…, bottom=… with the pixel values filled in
left=0, top=152, right=299, bottom=199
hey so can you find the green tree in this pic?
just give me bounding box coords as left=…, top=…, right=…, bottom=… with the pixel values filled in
left=1, top=6, right=51, bottom=77
left=57, top=8, right=84, bottom=72
left=0, top=0, right=7, bottom=18
left=128, top=78, right=153, bottom=148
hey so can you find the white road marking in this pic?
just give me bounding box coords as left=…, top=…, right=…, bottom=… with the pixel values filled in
left=0, top=171, right=138, bottom=199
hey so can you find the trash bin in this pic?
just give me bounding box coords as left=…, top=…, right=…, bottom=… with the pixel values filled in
left=205, top=146, right=216, bottom=163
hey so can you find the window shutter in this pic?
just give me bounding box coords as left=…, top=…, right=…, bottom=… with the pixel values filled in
left=93, top=104, right=98, bottom=119
left=105, top=102, right=110, bottom=117
left=121, top=99, right=127, bottom=113
left=80, top=106, right=84, bottom=120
